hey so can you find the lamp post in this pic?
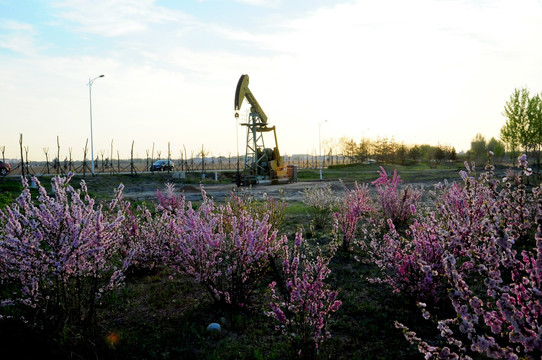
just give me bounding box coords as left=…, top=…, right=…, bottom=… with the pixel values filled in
left=318, top=120, right=328, bottom=180
left=87, top=74, right=104, bottom=175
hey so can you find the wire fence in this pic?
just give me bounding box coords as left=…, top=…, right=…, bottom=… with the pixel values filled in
left=1, top=153, right=353, bottom=177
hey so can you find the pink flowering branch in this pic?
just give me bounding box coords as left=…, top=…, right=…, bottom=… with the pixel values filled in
left=372, top=167, right=421, bottom=228
left=267, top=232, right=342, bottom=356
left=334, top=181, right=374, bottom=251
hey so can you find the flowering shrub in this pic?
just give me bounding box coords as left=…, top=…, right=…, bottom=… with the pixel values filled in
left=227, top=188, right=286, bottom=231
left=368, top=216, right=447, bottom=303
left=333, top=181, right=374, bottom=251
left=119, top=203, right=178, bottom=274
left=388, top=156, right=542, bottom=359
left=167, top=186, right=285, bottom=307
left=267, top=232, right=342, bottom=356
left=155, top=182, right=185, bottom=211
left=372, top=166, right=421, bottom=228
left=0, top=175, right=129, bottom=333
left=302, top=183, right=339, bottom=229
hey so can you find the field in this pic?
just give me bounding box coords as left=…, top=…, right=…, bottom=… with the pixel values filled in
left=0, top=160, right=538, bottom=360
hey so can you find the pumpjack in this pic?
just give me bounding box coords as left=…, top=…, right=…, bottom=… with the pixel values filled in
left=234, top=74, right=289, bottom=185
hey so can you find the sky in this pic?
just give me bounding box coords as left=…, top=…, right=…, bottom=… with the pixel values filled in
left=1, top=0, right=542, bottom=161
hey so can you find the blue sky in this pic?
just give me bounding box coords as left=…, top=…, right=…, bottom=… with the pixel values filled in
left=1, top=0, right=542, bottom=161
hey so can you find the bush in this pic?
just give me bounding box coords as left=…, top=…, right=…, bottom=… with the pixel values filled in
left=372, top=166, right=421, bottom=228
left=167, top=186, right=286, bottom=308
left=0, top=175, right=129, bottom=335
left=383, top=156, right=542, bottom=359
left=267, top=232, right=342, bottom=357
left=302, top=183, right=339, bottom=230
left=333, top=181, right=374, bottom=251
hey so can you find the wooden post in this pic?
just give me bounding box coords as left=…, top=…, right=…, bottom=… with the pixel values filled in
left=110, top=139, right=114, bottom=173
left=183, top=145, right=187, bottom=172
left=19, top=134, right=25, bottom=178
left=68, top=148, right=73, bottom=172
left=24, top=146, right=30, bottom=176
left=190, top=150, right=194, bottom=172
left=83, top=139, right=89, bottom=176
left=151, top=142, right=155, bottom=168
left=130, top=140, right=136, bottom=175
left=201, top=144, right=205, bottom=177
left=168, top=142, right=171, bottom=173
left=43, top=147, right=50, bottom=174
left=57, top=136, right=61, bottom=175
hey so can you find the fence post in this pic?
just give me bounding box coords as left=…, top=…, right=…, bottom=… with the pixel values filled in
left=19, top=134, right=25, bottom=178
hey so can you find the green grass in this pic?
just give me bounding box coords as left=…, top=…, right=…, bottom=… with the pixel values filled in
left=298, top=161, right=467, bottom=183
left=284, top=201, right=308, bottom=215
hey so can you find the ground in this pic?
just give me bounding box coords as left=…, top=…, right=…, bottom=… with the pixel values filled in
left=80, top=171, right=454, bottom=204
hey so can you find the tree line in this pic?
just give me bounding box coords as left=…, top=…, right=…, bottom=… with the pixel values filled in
left=322, top=136, right=457, bottom=165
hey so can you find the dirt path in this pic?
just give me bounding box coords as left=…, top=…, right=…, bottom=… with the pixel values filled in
left=119, top=178, right=439, bottom=204
left=121, top=180, right=328, bottom=203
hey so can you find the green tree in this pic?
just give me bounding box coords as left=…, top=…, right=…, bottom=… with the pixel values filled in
left=528, top=93, right=542, bottom=167
left=373, top=137, right=397, bottom=164
left=445, top=146, right=457, bottom=161
left=469, top=133, right=487, bottom=163
left=356, top=138, right=371, bottom=163
left=418, top=144, right=435, bottom=162
left=408, top=145, right=421, bottom=161
left=433, top=145, right=446, bottom=163
left=487, top=137, right=506, bottom=158
left=500, top=88, right=536, bottom=163
left=396, top=143, right=408, bottom=164
left=339, top=137, right=358, bottom=163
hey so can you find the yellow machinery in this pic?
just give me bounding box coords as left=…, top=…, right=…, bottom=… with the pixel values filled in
left=234, top=74, right=289, bottom=185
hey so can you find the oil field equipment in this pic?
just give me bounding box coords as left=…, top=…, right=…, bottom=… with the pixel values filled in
left=234, top=74, right=290, bottom=185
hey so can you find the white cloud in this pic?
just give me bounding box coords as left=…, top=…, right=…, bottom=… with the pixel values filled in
left=234, top=0, right=282, bottom=8
left=51, top=0, right=197, bottom=37
left=0, top=20, right=39, bottom=55
left=216, top=0, right=542, bottom=151
left=2, top=0, right=542, bottom=160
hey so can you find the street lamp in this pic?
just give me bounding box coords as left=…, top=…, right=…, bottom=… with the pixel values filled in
left=87, top=74, right=104, bottom=175
left=318, top=120, right=328, bottom=180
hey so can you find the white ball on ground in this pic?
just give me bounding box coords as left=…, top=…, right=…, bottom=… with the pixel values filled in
left=207, top=323, right=221, bottom=332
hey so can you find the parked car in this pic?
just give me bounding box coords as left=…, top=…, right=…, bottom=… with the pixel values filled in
left=150, top=160, right=174, bottom=172
left=0, top=161, right=11, bottom=176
